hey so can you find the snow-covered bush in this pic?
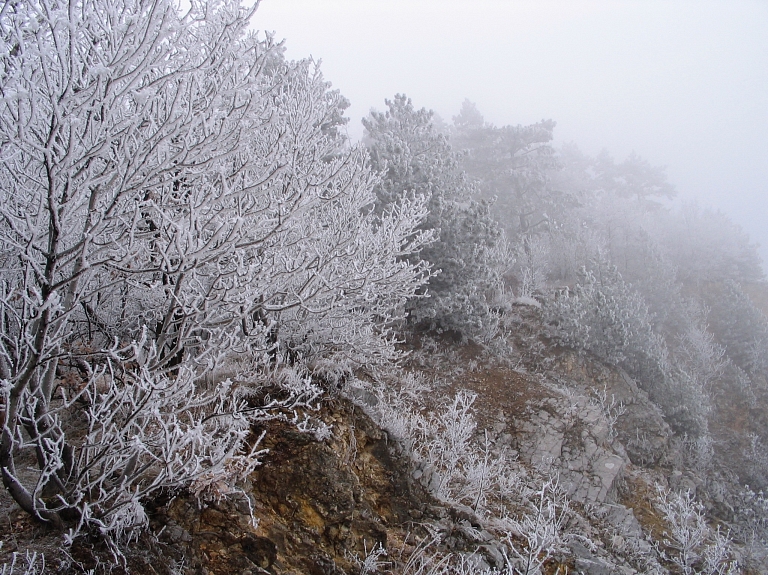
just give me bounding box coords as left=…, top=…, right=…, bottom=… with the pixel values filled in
left=546, top=264, right=655, bottom=365
left=516, top=234, right=550, bottom=299
left=708, top=280, right=768, bottom=382
left=546, top=263, right=668, bottom=386
left=410, top=390, right=508, bottom=512
left=662, top=204, right=764, bottom=286
left=419, top=390, right=479, bottom=499
left=0, top=552, right=44, bottom=575
left=590, top=385, right=627, bottom=443
left=366, top=374, right=511, bottom=514
left=655, top=487, right=738, bottom=575
left=501, top=477, right=571, bottom=575
left=0, top=0, right=430, bottom=540
left=546, top=263, right=712, bottom=435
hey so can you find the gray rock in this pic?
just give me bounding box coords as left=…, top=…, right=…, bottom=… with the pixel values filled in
left=480, top=544, right=506, bottom=569
left=569, top=540, right=595, bottom=560
left=592, top=455, right=624, bottom=502
left=604, top=504, right=643, bottom=538
left=168, top=525, right=192, bottom=543
left=575, top=557, right=615, bottom=575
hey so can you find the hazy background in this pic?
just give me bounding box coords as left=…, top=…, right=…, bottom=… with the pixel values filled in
left=253, top=0, right=768, bottom=270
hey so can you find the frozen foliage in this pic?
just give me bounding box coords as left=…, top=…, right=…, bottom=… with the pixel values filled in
left=419, top=390, right=479, bottom=499
left=365, top=372, right=576, bottom=574
left=675, top=326, right=727, bottom=395
left=409, top=390, right=508, bottom=512
left=663, top=205, right=763, bottom=285
left=590, top=385, right=627, bottom=443
left=516, top=234, right=550, bottom=299
left=372, top=379, right=504, bottom=508
left=655, top=487, right=738, bottom=575
left=0, top=552, right=44, bottom=575
left=546, top=263, right=660, bottom=367
left=546, top=262, right=712, bottom=435
left=0, top=0, right=430, bottom=539
left=731, top=486, right=768, bottom=567
left=364, top=95, right=508, bottom=339
left=709, top=280, right=768, bottom=380
left=451, top=100, right=559, bottom=240
left=350, top=541, right=387, bottom=575
left=501, top=477, right=570, bottom=575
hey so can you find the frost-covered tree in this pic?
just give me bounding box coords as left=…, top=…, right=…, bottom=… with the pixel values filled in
left=451, top=100, right=560, bottom=240
left=663, top=204, right=764, bottom=285
left=707, top=281, right=768, bottom=377
left=591, top=149, right=675, bottom=202
left=503, top=477, right=571, bottom=575
left=546, top=261, right=711, bottom=435
left=363, top=95, right=506, bottom=339
left=0, top=0, right=431, bottom=539
left=546, top=262, right=659, bottom=367
left=655, top=487, right=738, bottom=575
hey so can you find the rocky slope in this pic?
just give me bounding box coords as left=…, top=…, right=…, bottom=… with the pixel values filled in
left=1, top=302, right=766, bottom=574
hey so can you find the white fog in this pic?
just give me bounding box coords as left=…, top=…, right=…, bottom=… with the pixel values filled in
left=256, top=0, right=768, bottom=268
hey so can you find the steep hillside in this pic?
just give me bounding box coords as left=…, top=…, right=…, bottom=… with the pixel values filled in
left=6, top=304, right=766, bottom=574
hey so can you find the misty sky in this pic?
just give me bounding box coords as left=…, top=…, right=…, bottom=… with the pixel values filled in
left=254, top=0, right=768, bottom=270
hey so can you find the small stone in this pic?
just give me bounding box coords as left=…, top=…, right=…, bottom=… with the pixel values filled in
left=168, top=525, right=191, bottom=543
left=429, top=472, right=443, bottom=493
left=480, top=544, right=505, bottom=569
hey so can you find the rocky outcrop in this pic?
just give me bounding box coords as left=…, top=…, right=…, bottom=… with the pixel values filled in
left=517, top=394, right=627, bottom=504
left=1, top=336, right=755, bottom=574
left=153, top=400, right=437, bottom=575
left=550, top=352, right=672, bottom=467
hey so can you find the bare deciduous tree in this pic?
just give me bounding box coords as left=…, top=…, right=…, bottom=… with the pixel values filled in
left=0, top=0, right=431, bottom=540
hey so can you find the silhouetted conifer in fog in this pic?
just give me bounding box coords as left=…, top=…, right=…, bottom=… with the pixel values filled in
left=363, top=95, right=507, bottom=339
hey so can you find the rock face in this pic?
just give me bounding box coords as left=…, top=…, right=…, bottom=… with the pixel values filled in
left=517, top=393, right=627, bottom=505
left=137, top=348, right=671, bottom=575
left=420, top=342, right=679, bottom=575
left=152, top=401, right=436, bottom=575
left=452, top=349, right=670, bottom=510
left=550, top=353, right=672, bottom=467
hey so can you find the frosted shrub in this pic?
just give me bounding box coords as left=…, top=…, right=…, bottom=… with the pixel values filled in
left=657, top=325, right=727, bottom=437
left=655, top=487, right=738, bottom=575
left=352, top=542, right=387, bottom=575
left=547, top=263, right=711, bottom=435
left=0, top=0, right=431, bottom=541
left=732, top=486, right=768, bottom=568
left=545, top=262, right=660, bottom=384
left=419, top=391, right=479, bottom=498
left=500, top=476, right=571, bottom=575
left=675, top=326, right=727, bottom=394
left=464, top=431, right=508, bottom=512
left=546, top=264, right=656, bottom=366
left=709, top=280, right=768, bottom=380
left=413, top=390, right=507, bottom=510
left=370, top=378, right=509, bottom=513
left=369, top=371, right=431, bottom=444
left=0, top=552, right=44, bottom=575
left=682, top=434, right=715, bottom=476
left=590, top=385, right=627, bottom=443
